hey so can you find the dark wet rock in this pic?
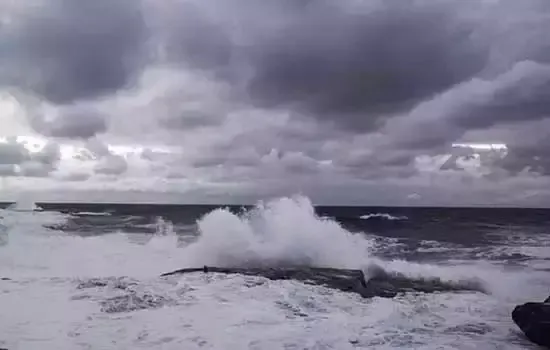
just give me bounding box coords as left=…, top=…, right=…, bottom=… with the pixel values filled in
left=512, top=300, right=550, bottom=348
left=160, top=265, right=487, bottom=299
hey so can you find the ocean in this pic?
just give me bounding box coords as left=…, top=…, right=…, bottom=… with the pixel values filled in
left=0, top=195, right=548, bottom=349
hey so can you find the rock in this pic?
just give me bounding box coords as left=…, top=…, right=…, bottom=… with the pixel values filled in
left=545, top=296, right=550, bottom=303
left=512, top=301, right=550, bottom=348
left=160, top=265, right=487, bottom=299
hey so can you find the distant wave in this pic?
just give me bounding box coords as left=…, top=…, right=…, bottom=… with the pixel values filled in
left=359, top=213, right=408, bottom=221
left=74, top=212, right=112, bottom=217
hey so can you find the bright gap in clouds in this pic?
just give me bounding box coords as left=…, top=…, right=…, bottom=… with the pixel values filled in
left=452, top=143, right=508, bottom=151
left=0, top=135, right=176, bottom=159
left=0, top=137, right=509, bottom=171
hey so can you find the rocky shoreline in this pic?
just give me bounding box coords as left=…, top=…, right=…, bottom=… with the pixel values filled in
left=160, top=264, right=488, bottom=299
left=512, top=296, right=550, bottom=348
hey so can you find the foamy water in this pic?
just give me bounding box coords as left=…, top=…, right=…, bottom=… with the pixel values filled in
left=360, top=213, right=408, bottom=221
left=0, top=196, right=547, bottom=349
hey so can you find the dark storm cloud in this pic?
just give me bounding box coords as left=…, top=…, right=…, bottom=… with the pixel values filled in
left=158, top=0, right=550, bottom=149
left=159, top=110, right=223, bottom=130
left=30, top=106, right=108, bottom=139
left=0, top=0, right=147, bottom=104
left=3, top=0, right=550, bottom=195
left=432, top=61, right=550, bottom=137
left=159, top=0, right=487, bottom=131
left=244, top=4, right=486, bottom=129
left=156, top=2, right=233, bottom=73
left=389, top=60, right=550, bottom=174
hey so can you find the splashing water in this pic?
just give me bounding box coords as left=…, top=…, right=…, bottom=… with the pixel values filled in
left=179, top=196, right=375, bottom=269
left=6, top=198, right=43, bottom=212
left=0, top=195, right=548, bottom=349
left=360, top=213, right=408, bottom=220
left=1, top=194, right=546, bottom=299
left=153, top=216, right=176, bottom=236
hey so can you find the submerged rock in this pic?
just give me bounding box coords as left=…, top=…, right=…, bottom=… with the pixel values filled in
left=512, top=299, right=550, bottom=348
left=100, top=293, right=174, bottom=313
left=76, top=277, right=137, bottom=290
left=160, top=265, right=487, bottom=299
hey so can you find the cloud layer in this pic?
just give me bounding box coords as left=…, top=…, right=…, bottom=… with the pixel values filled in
left=1, top=0, right=550, bottom=206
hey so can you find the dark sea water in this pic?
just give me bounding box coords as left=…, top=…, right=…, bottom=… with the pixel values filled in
left=0, top=196, right=549, bottom=349
left=28, top=201, right=550, bottom=266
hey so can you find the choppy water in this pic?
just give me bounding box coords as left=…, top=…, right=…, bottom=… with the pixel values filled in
left=0, top=196, right=549, bottom=349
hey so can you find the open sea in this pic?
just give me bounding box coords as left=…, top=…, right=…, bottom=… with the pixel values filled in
left=0, top=195, right=549, bottom=349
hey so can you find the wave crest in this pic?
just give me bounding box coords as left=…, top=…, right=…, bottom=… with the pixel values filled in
left=360, top=213, right=408, bottom=220
left=179, top=195, right=375, bottom=269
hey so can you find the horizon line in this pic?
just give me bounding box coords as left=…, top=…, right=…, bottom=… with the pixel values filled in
left=0, top=201, right=549, bottom=210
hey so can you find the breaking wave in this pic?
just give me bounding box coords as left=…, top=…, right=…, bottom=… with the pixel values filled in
left=1, top=195, right=548, bottom=349
left=360, top=213, right=408, bottom=220
left=179, top=195, right=375, bottom=269
left=74, top=212, right=112, bottom=217
left=172, top=196, right=544, bottom=299
left=1, top=195, right=546, bottom=300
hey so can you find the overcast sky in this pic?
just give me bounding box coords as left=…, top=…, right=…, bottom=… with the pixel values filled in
left=1, top=0, right=550, bottom=206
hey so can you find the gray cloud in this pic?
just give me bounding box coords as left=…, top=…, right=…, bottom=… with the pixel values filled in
left=27, top=105, right=108, bottom=139
left=242, top=3, right=486, bottom=128
left=383, top=60, right=550, bottom=174
left=0, top=139, right=29, bottom=165
left=29, top=142, right=61, bottom=165
left=144, top=0, right=550, bottom=183
left=0, top=138, right=60, bottom=177
left=84, top=138, right=112, bottom=159
left=57, top=172, right=91, bottom=182
left=1, top=0, right=550, bottom=205
left=0, top=0, right=147, bottom=104
left=19, top=161, right=55, bottom=177
left=154, top=1, right=488, bottom=130
left=94, top=154, right=128, bottom=176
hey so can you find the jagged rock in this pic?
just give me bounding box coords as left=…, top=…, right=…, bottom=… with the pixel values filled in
left=512, top=301, right=550, bottom=348
left=160, top=265, right=487, bottom=299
